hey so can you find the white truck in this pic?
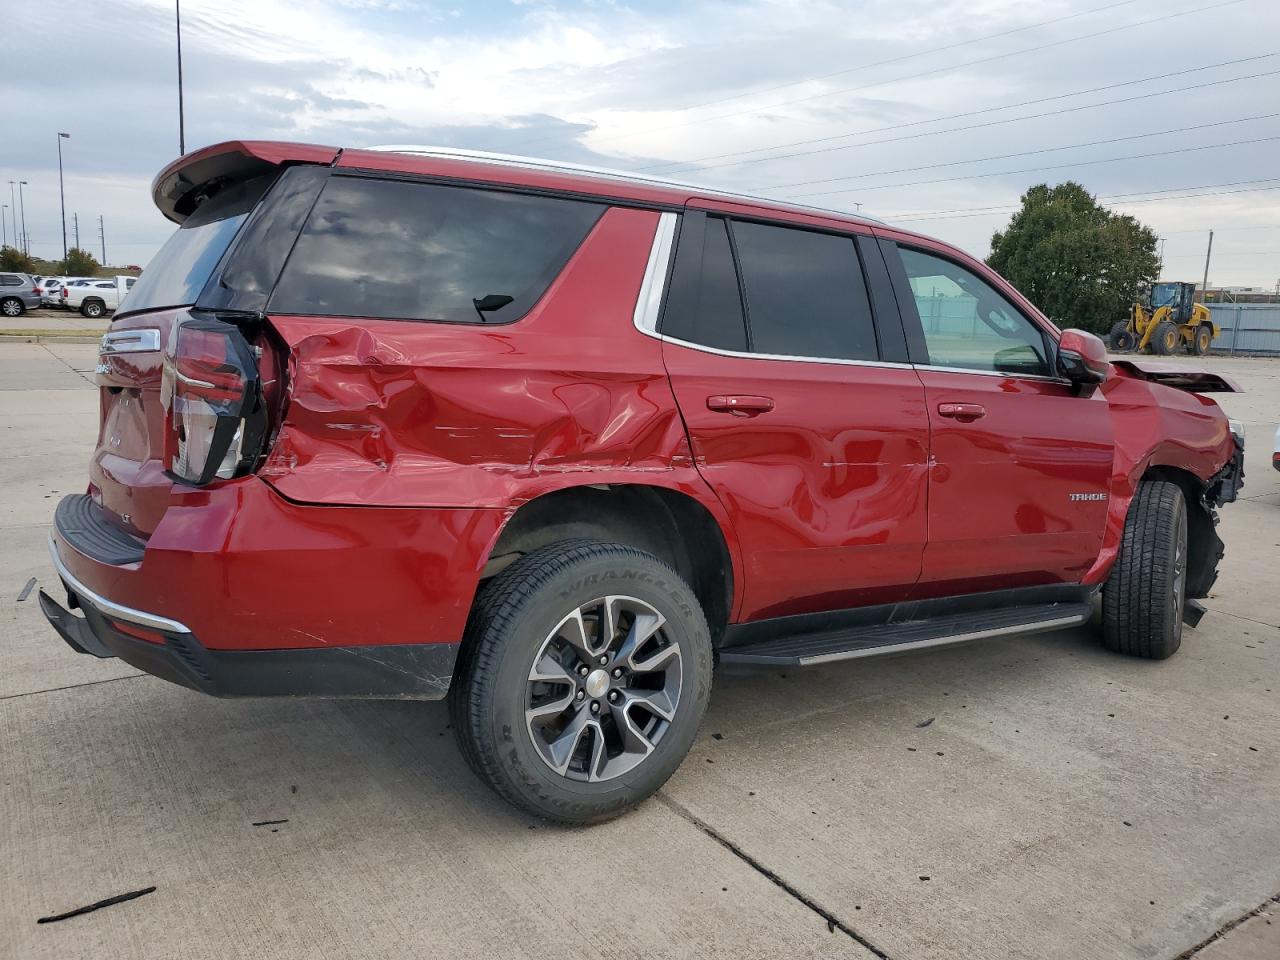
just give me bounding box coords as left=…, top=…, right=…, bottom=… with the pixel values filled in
left=61, top=276, right=137, bottom=318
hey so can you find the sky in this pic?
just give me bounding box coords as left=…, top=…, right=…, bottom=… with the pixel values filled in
left=3, top=0, right=1279, bottom=288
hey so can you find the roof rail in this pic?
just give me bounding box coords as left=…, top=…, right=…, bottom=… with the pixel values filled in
left=364, top=145, right=880, bottom=224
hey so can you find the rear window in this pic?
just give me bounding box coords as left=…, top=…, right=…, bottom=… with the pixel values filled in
left=269, top=177, right=604, bottom=323
left=123, top=174, right=273, bottom=314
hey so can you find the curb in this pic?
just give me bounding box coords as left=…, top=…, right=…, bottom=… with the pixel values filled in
left=0, top=334, right=104, bottom=344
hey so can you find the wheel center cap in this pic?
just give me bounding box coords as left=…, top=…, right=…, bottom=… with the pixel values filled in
left=584, top=668, right=610, bottom=699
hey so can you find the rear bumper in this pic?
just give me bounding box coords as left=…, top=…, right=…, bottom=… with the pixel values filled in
left=42, top=535, right=460, bottom=699
left=43, top=479, right=508, bottom=698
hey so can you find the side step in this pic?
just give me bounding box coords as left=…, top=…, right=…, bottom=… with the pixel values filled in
left=718, top=602, right=1093, bottom=667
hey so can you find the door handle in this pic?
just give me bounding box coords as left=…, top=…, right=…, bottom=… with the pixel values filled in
left=937, top=402, right=986, bottom=422
left=707, top=394, right=774, bottom=416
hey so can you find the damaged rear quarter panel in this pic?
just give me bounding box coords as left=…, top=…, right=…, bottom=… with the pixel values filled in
left=259, top=206, right=709, bottom=511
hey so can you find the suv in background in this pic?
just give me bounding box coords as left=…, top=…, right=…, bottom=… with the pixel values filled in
left=41, top=141, right=1245, bottom=823
left=0, top=272, right=42, bottom=316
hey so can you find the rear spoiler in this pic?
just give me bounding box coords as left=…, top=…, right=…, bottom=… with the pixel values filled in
left=1111, top=359, right=1242, bottom=393
left=151, top=140, right=339, bottom=224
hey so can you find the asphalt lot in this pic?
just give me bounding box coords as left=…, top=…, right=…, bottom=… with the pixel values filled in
left=2, top=341, right=1277, bottom=960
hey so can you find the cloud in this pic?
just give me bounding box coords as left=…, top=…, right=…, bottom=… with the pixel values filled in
left=5, top=0, right=1277, bottom=284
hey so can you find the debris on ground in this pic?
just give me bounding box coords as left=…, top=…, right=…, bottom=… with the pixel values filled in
left=37, top=886, right=156, bottom=924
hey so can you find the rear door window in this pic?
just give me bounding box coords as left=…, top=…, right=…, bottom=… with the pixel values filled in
left=660, top=216, right=748, bottom=352
left=269, top=177, right=604, bottom=323
left=732, top=220, right=879, bottom=361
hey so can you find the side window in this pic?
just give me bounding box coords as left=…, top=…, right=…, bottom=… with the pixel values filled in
left=0, top=275, right=19, bottom=286
left=731, top=220, right=878, bottom=361
left=898, top=247, right=1050, bottom=376
left=270, top=177, right=604, bottom=323
left=661, top=216, right=747, bottom=352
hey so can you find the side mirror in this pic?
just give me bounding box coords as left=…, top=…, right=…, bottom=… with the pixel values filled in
left=1057, top=328, right=1110, bottom=395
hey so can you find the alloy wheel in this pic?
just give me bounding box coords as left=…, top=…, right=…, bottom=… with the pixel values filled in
left=525, top=595, right=682, bottom=782
left=1, top=299, right=20, bottom=317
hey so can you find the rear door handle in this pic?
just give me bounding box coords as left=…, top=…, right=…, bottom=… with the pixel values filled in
left=707, top=395, right=774, bottom=416
left=937, top=402, right=986, bottom=421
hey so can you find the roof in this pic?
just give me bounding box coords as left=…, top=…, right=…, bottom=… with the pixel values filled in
left=151, top=140, right=881, bottom=233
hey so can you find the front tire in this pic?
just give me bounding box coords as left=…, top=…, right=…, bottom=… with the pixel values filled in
left=1, top=297, right=23, bottom=317
left=1150, top=320, right=1179, bottom=355
left=1101, top=480, right=1188, bottom=660
left=451, top=540, right=713, bottom=823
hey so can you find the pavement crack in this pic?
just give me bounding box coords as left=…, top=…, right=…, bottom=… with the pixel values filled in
left=0, top=672, right=146, bottom=702
left=1173, top=891, right=1280, bottom=959
left=37, top=343, right=97, bottom=386
left=657, top=792, right=893, bottom=959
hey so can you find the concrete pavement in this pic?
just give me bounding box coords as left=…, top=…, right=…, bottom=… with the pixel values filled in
left=1, top=341, right=1277, bottom=959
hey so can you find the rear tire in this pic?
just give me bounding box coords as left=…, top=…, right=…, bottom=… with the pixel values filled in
left=1151, top=320, right=1179, bottom=355
left=1192, top=324, right=1212, bottom=355
left=1, top=297, right=23, bottom=317
left=1109, top=322, right=1135, bottom=352
left=1101, top=480, right=1188, bottom=660
left=450, top=539, right=713, bottom=823
left=80, top=299, right=104, bottom=318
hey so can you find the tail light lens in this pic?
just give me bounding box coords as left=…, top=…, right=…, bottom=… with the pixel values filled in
left=160, top=314, right=267, bottom=486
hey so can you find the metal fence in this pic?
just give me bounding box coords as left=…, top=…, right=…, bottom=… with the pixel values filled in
left=1207, top=304, right=1280, bottom=356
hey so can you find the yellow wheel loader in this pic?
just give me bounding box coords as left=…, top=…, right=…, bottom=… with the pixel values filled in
left=1109, top=281, right=1218, bottom=356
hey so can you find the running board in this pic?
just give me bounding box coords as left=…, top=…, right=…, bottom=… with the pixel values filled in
left=718, top=602, right=1093, bottom=667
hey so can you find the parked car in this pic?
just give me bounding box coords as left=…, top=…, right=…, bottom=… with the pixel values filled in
left=1274, top=425, right=1279, bottom=472
left=38, top=277, right=81, bottom=307
left=61, top=276, right=135, bottom=317
left=0, top=272, right=42, bottom=316
left=40, top=141, right=1246, bottom=824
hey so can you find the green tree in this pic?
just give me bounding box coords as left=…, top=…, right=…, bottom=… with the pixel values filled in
left=59, top=247, right=101, bottom=277
left=987, top=182, right=1159, bottom=335
left=0, top=245, right=37, bottom=272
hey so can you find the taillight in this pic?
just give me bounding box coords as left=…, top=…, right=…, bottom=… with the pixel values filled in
left=160, top=314, right=266, bottom=486
left=61, top=288, right=68, bottom=298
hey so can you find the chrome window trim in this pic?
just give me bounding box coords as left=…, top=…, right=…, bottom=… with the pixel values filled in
left=48, top=535, right=192, bottom=634
left=628, top=215, right=1064, bottom=381
left=99, top=328, right=161, bottom=355
left=633, top=212, right=677, bottom=335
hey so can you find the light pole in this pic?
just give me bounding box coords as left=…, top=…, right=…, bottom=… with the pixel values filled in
left=17, top=181, right=28, bottom=256
left=58, top=132, right=70, bottom=260
left=176, top=0, right=186, bottom=155
left=6, top=183, right=15, bottom=252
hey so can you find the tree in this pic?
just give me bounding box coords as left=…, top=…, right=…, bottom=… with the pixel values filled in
left=0, top=245, right=36, bottom=272
left=59, top=247, right=101, bottom=277
left=987, top=182, right=1159, bottom=335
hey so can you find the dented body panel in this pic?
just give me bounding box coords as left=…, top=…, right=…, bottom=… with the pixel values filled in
left=44, top=139, right=1242, bottom=699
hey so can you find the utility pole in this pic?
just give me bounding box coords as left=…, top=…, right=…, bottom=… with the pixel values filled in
left=1158, top=237, right=1166, bottom=267
left=58, top=133, right=70, bottom=260
left=98, top=215, right=106, bottom=264
left=1, top=204, right=7, bottom=248
left=73, top=213, right=80, bottom=251
left=17, top=181, right=28, bottom=256
left=7, top=183, right=15, bottom=253
left=1200, top=230, right=1214, bottom=303
left=176, top=0, right=186, bottom=155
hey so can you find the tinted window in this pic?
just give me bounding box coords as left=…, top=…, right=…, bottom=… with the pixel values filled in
left=898, top=247, right=1050, bottom=376
left=732, top=221, right=878, bottom=361
left=270, top=177, right=604, bottom=323
left=0, top=275, right=19, bottom=286
left=124, top=174, right=273, bottom=313
left=661, top=216, right=747, bottom=352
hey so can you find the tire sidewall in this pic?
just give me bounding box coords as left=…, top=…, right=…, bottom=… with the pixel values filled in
left=1, top=298, right=22, bottom=317
left=479, top=550, right=712, bottom=810
left=82, top=300, right=102, bottom=317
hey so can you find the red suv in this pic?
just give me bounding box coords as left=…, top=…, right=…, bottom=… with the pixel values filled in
left=42, top=141, right=1245, bottom=823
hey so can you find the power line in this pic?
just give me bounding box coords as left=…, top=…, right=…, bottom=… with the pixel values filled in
left=638, top=52, right=1279, bottom=174
left=754, top=112, right=1276, bottom=192
left=518, top=0, right=1245, bottom=153
left=883, top=180, right=1280, bottom=223
left=787, top=134, right=1280, bottom=198
left=640, top=0, right=1146, bottom=115
left=641, top=61, right=1280, bottom=176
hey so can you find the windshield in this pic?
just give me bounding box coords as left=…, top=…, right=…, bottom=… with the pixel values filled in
left=121, top=173, right=275, bottom=314
left=1150, top=283, right=1182, bottom=308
